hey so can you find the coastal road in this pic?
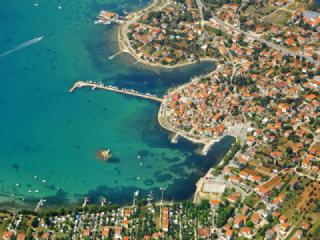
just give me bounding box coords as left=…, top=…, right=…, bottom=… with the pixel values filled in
left=209, top=15, right=320, bottom=66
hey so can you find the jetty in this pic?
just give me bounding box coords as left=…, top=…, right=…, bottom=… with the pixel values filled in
left=101, top=197, right=107, bottom=207
left=82, top=197, right=89, bottom=208
left=34, top=199, right=46, bottom=212
left=108, top=51, right=123, bottom=60
left=201, top=139, right=219, bottom=155
left=171, top=133, right=179, bottom=144
left=69, top=81, right=163, bottom=103
left=94, top=11, right=125, bottom=25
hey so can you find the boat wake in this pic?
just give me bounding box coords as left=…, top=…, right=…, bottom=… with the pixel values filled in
left=0, top=36, right=44, bottom=59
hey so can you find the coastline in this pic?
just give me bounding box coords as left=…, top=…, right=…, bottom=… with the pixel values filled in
left=114, top=0, right=246, bottom=204
left=117, top=0, right=216, bottom=69
left=116, top=0, right=246, bottom=155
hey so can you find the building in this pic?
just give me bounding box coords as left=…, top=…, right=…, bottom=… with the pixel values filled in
left=162, top=207, right=169, bottom=232
left=303, top=10, right=320, bottom=27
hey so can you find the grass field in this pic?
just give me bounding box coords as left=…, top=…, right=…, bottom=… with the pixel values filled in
left=264, top=10, right=292, bottom=26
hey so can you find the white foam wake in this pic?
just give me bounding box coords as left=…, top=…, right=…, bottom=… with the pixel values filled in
left=0, top=36, right=44, bottom=59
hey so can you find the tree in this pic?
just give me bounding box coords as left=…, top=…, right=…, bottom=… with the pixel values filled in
left=246, top=220, right=254, bottom=228
left=31, top=217, right=39, bottom=228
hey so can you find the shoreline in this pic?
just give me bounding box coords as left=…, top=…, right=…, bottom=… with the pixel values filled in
left=115, top=0, right=245, bottom=204
left=117, top=0, right=217, bottom=69
left=116, top=0, right=238, bottom=154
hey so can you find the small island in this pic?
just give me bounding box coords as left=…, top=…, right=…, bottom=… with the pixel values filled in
left=96, top=149, right=112, bottom=161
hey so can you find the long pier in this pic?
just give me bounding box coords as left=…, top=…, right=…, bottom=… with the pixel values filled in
left=108, top=51, right=123, bottom=60
left=69, top=81, right=163, bottom=103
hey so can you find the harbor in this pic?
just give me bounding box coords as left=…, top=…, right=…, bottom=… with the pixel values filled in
left=94, top=11, right=126, bottom=25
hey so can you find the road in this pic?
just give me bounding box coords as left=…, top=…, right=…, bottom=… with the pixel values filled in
left=195, top=0, right=205, bottom=26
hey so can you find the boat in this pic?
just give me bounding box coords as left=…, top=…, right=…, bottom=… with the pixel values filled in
left=96, top=149, right=112, bottom=161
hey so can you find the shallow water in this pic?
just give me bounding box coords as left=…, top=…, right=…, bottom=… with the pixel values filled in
left=0, top=0, right=234, bottom=208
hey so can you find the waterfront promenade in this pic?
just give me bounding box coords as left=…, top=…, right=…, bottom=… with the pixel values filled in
left=69, top=81, right=163, bottom=103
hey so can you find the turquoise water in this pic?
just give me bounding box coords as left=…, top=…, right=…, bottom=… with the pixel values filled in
left=0, top=0, right=234, bottom=208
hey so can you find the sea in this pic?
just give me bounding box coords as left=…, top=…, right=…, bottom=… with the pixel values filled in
left=0, top=0, right=234, bottom=210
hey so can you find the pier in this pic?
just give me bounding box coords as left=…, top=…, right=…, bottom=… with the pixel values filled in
left=101, top=197, right=107, bottom=207
left=108, top=51, right=123, bottom=60
left=69, top=81, right=163, bottom=103
left=34, top=199, right=45, bottom=212
left=171, top=133, right=179, bottom=144
left=82, top=197, right=89, bottom=208
left=201, top=139, right=219, bottom=155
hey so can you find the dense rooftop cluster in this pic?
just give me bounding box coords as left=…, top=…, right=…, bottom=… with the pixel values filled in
left=126, top=0, right=216, bottom=65
left=215, top=1, right=320, bottom=60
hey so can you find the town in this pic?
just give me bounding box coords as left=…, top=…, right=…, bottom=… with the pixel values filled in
left=1, top=0, right=320, bottom=239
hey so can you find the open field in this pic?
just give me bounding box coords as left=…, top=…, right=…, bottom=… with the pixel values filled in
left=264, top=10, right=292, bottom=25
left=244, top=4, right=277, bottom=17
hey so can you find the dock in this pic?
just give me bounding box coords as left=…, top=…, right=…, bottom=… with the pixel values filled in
left=94, top=11, right=126, bottom=25
left=34, top=199, right=45, bottom=212
left=82, top=197, right=89, bottom=208
left=101, top=197, right=107, bottom=207
left=171, top=133, right=179, bottom=144
left=108, top=51, right=123, bottom=60
left=69, top=81, right=163, bottom=103
left=201, top=139, right=219, bottom=155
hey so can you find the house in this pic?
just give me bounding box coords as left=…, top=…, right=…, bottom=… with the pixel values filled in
left=114, top=226, right=122, bottom=239
left=101, top=227, right=110, bottom=238
left=279, top=222, right=290, bottom=235
left=265, top=227, right=277, bottom=240
left=302, top=158, right=311, bottom=169
left=152, top=232, right=165, bottom=240
left=240, top=227, right=252, bottom=239
left=241, top=205, right=249, bottom=215
left=234, top=215, right=246, bottom=229
left=162, top=207, right=169, bottom=232
left=228, top=175, right=241, bottom=184
left=16, top=234, right=26, bottom=240
left=210, top=199, right=221, bottom=209
left=225, top=229, right=233, bottom=240
left=292, top=229, right=303, bottom=239
left=279, top=215, right=288, bottom=224
left=303, top=10, right=320, bottom=27
left=251, top=212, right=261, bottom=225
left=301, top=222, right=310, bottom=231
left=83, top=229, right=90, bottom=238
left=227, top=192, right=240, bottom=203
left=197, top=228, right=211, bottom=239
left=2, top=231, right=14, bottom=240
left=272, top=193, right=286, bottom=206
left=239, top=170, right=249, bottom=180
